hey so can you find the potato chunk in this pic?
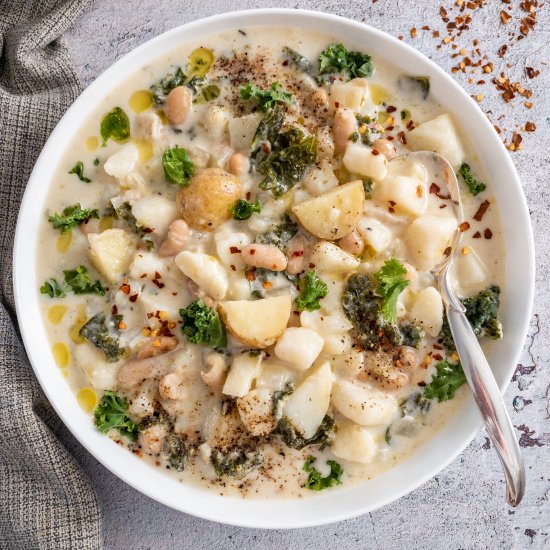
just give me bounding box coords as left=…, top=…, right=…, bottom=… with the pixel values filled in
left=283, top=361, right=332, bottom=439
left=410, top=286, right=443, bottom=337
left=331, top=379, right=398, bottom=426
left=407, top=113, right=466, bottom=170
left=343, top=143, right=387, bottom=181
left=274, top=327, right=324, bottom=371
left=177, top=168, right=241, bottom=231
left=218, top=295, right=292, bottom=348
left=310, top=241, right=360, bottom=272
left=131, top=196, right=179, bottom=237
left=292, top=180, right=365, bottom=240
left=331, top=421, right=378, bottom=464
left=237, top=388, right=278, bottom=436
left=87, top=229, right=135, bottom=283
left=222, top=353, right=263, bottom=398
left=174, top=251, right=228, bottom=300
left=372, top=175, right=427, bottom=217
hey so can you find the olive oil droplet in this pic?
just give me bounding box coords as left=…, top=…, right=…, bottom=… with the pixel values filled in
left=77, top=387, right=98, bottom=412
left=48, top=305, right=68, bottom=324
left=86, top=136, right=99, bottom=151
left=52, top=342, right=70, bottom=369
left=129, top=90, right=154, bottom=113
left=56, top=232, right=72, bottom=253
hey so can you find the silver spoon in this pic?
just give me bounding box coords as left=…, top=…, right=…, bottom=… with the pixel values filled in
left=390, top=151, right=525, bottom=507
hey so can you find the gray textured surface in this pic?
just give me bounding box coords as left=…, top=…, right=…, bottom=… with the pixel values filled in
left=60, top=1, right=549, bottom=548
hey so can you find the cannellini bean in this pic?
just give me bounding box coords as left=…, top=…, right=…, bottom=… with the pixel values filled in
left=228, top=152, right=250, bottom=176
left=165, top=86, right=192, bottom=125
left=395, top=346, right=417, bottom=373
left=139, top=423, right=167, bottom=454
left=136, top=336, right=178, bottom=359
left=316, top=126, right=335, bottom=160
left=338, top=229, right=364, bottom=255
left=286, top=233, right=307, bottom=275
left=201, top=352, right=227, bottom=393
left=159, top=219, right=190, bottom=257
left=159, top=372, right=186, bottom=400
left=372, top=138, right=397, bottom=160
left=306, top=87, right=329, bottom=110
left=332, top=108, right=357, bottom=154
left=240, top=243, right=287, bottom=271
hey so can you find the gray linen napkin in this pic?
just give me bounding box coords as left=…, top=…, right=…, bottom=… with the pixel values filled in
left=0, top=1, right=102, bottom=548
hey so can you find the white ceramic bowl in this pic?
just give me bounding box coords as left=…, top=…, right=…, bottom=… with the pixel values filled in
left=13, top=9, right=535, bottom=528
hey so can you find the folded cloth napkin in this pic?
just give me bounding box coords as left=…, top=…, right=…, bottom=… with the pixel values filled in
left=0, top=1, right=102, bottom=548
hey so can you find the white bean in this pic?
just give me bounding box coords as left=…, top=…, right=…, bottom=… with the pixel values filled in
left=338, top=229, right=364, bottom=256
left=159, top=372, right=186, bottom=400
left=165, top=86, right=192, bottom=126
left=241, top=243, right=287, bottom=271
left=201, top=353, right=227, bottom=393
left=228, top=152, right=250, bottom=176
left=332, top=108, right=357, bottom=154
left=316, top=126, right=335, bottom=160
left=159, top=219, right=189, bottom=257
left=286, top=233, right=308, bottom=275
left=372, top=138, right=397, bottom=160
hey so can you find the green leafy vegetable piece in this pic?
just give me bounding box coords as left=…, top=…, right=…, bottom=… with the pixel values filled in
left=109, top=201, right=153, bottom=249
left=179, top=299, right=227, bottom=348
left=93, top=158, right=100, bottom=166
left=68, top=161, right=91, bottom=183
left=296, top=270, right=328, bottom=312
left=283, top=46, right=311, bottom=73
left=240, top=81, right=293, bottom=112
left=318, top=43, right=373, bottom=80
left=40, top=278, right=66, bottom=298
left=165, top=434, right=188, bottom=471
left=162, top=145, right=194, bottom=186
left=150, top=67, right=186, bottom=104
left=193, top=84, right=221, bottom=104
left=303, top=456, right=343, bottom=491
left=458, top=163, right=486, bottom=196
left=276, top=415, right=335, bottom=450
left=355, top=114, right=381, bottom=146
left=94, top=390, right=138, bottom=440
left=272, top=382, right=294, bottom=421
left=251, top=104, right=285, bottom=164
left=63, top=265, right=105, bottom=295
left=230, top=199, right=262, bottom=220
left=423, top=360, right=466, bottom=402
left=400, top=392, right=431, bottom=416
left=79, top=313, right=124, bottom=362
left=255, top=216, right=298, bottom=251
left=440, top=285, right=503, bottom=351
left=100, top=107, right=130, bottom=146
left=373, top=259, right=410, bottom=323
left=398, top=75, right=430, bottom=99
left=48, top=204, right=99, bottom=234
left=210, top=447, right=262, bottom=477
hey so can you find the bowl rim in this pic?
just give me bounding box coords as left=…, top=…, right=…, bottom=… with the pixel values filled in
left=13, top=8, right=535, bottom=529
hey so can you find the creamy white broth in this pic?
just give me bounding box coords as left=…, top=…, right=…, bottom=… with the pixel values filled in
left=37, top=26, right=505, bottom=498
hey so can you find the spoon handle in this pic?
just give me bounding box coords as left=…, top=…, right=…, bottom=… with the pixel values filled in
left=446, top=303, right=525, bottom=506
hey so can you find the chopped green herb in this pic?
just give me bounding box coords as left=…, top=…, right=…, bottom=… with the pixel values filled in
left=303, top=456, right=343, bottom=491
left=272, top=382, right=294, bottom=421
left=276, top=415, right=335, bottom=450
left=230, top=199, right=262, bottom=220
left=256, top=216, right=298, bottom=251
left=211, top=447, right=262, bottom=477
left=68, top=161, right=91, bottom=183
left=384, top=427, right=392, bottom=445
left=93, top=158, right=100, bottom=166
left=362, top=178, right=374, bottom=195
left=318, top=43, right=373, bottom=81
left=283, top=46, right=311, bottom=73
left=179, top=299, right=227, bottom=348
left=80, top=313, right=124, bottom=362
left=193, top=84, right=221, bottom=104
left=165, top=434, right=188, bottom=471
left=400, top=109, right=411, bottom=121
left=100, top=107, right=130, bottom=146
left=240, top=81, right=293, bottom=112
left=109, top=201, right=152, bottom=249
left=94, top=390, right=138, bottom=440
left=40, top=278, right=66, bottom=298
left=373, top=259, right=410, bottom=323
left=150, top=67, right=186, bottom=104
left=423, top=359, right=466, bottom=402
left=48, top=204, right=99, bottom=234
left=398, top=75, right=430, bottom=99
left=355, top=114, right=381, bottom=146
left=63, top=265, right=105, bottom=295
left=162, top=145, right=194, bottom=186
left=458, top=163, right=486, bottom=196
left=296, top=270, right=328, bottom=311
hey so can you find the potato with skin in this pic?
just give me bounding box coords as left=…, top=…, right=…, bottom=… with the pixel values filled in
left=218, top=295, right=292, bottom=348
left=177, top=167, right=241, bottom=231
left=292, top=180, right=365, bottom=240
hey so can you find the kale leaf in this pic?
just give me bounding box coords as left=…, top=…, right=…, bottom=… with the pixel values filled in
left=150, top=67, right=186, bottom=104
left=250, top=104, right=285, bottom=165
left=80, top=313, right=124, bottom=362
left=318, top=43, right=373, bottom=81
left=255, top=216, right=298, bottom=252
left=458, top=163, right=486, bottom=196
left=40, top=278, right=66, bottom=298
left=440, top=285, right=503, bottom=351
left=303, top=456, right=343, bottom=491
left=48, top=204, right=99, bottom=234
left=397, top=75, right=431, bottom=100
left=272, top=382, right=294, bottom=421
left=193, top=84, right=221, bottom=104
left=179, top=299, right=227, bottom=348
left=210, top=447, right=262, bottom=477
left=63, top=265, right=105, bottom=295
left=283, top=46, right=311, bottom=73
left=94, top=390, right=138, bottom=440
left=276, top=415, right=335, bottom=450
left=373, top=259, right=410, bottom=323
left=162, top=145, right=194, bottom=186
left=296, top=270, right=328, bottom=312
left=230, top=199, right=262, bottom=220
left=165, top=434, right=188, bottom=471
left=68, top=161, right=92, bottom=183
left=423, top=359, right=466, bottom=402
left=240, top=81, right=293, bottom=112
left=110, top=201, right=154, bottom=250
left=100, top=107, right=130, bottom=146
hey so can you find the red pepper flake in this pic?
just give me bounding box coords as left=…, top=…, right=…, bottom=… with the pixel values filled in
left=418, top=381, right=427, bottom=387
left=439, top=204, right=447, bottom=209
left=372, top=149, right=380, bottom=156
left=152, top=279, right=165, bottom=289
left=410, top=27, right=417, bottom=38
left=119, top=283, right=131, bottom=294
left=525, top=67, right=540, bottom=79
left=433, top=353, right=443, bottom=361
left=248, top=247, right=256, bottom=255
left=147, top=312, right=154, bottom=319
left=429, top=182, right=451, bottom=200
left=111, top=305, right=118, bottom=315
left=525, top=121, right=536, bottom=132
left=262, top=281, right=273, bottom=289
left=498, top=45, right=508, bottom=58
left=459, top=221, right=471, bottom=232
left=433, top=30, right=440, bottom=38
left=388, top=200, right=396, bottom=206
left=484, top=228, right=493, bottom=239
left=230, top=264, right=236, bottom=271
left=139, top=273, right=147, bottom=279
left=473, top=231, right=481, bottom=238
left=397, top=131, right=407, bottom=145
left=433, top=343, right=443, bottom=350
left=406, top=119, right=415, bottom=131
left=388, top=206, right=395, bottom=214
left=386, top=105, right=397, bottom=113
left=245, top=192, right=251, bottom=200
left=245, top=268, right=256, bottom=281
left=143, top=227, right=153, bottom=234
left=308, top=263, right=316, bottom=269
left=500, top=10, right=512, bottom=24
left=292, top=250, right=304, bottom=257
left=229, top=246, right=241, bottom=254
left=473, top=199, right=491, bottom=221
left=443, top=246, right=452, bottom=257
left=129, top=294, right=138, bottom=303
